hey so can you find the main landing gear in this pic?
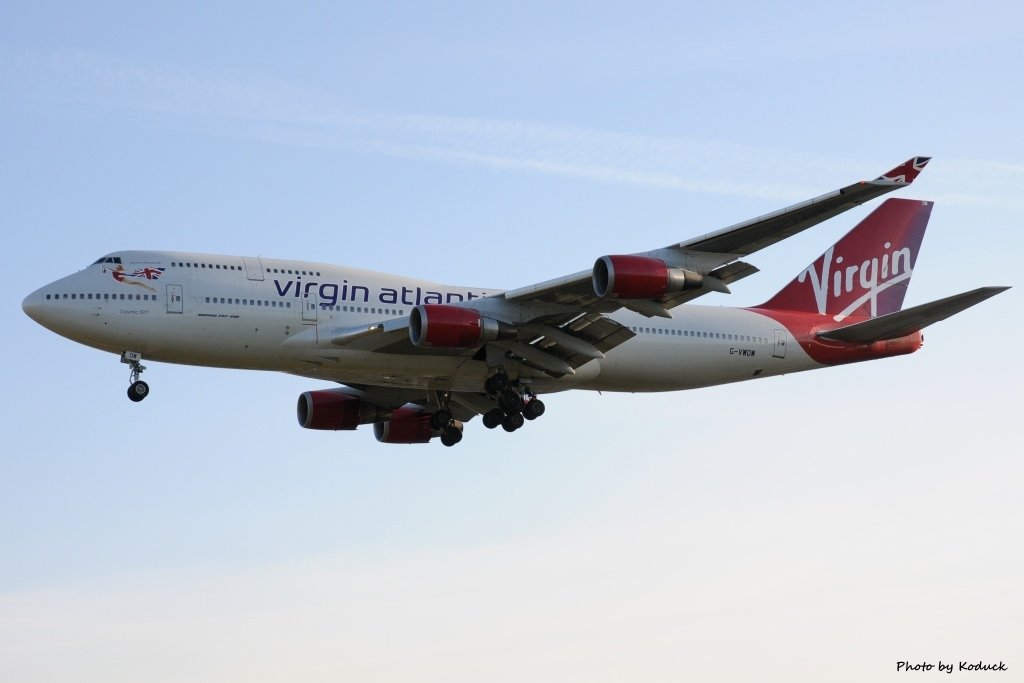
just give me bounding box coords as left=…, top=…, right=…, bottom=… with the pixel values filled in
left=430, top=393, right=464, bottom=447
left=482, top=372, right=545, bottom=434
left=121, top=350, right=150, bottom=402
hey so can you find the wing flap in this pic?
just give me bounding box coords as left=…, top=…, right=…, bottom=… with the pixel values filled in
left=817, top=287, right=1009, bottom=343
left=496, top=312, right=635, bottom=376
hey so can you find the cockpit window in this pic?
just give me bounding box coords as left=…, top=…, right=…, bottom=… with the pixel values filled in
left=91, top=256, right=123, bottom=265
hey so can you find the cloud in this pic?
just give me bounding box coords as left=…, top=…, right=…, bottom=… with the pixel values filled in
left=3, top=49, right=1023, bottom=211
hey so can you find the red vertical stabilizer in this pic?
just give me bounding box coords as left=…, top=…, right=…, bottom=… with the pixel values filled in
left=758, top=198, right=932, bottom=320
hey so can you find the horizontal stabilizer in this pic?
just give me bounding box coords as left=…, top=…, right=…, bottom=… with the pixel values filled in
left=817, top=287, right=1009, bottom=343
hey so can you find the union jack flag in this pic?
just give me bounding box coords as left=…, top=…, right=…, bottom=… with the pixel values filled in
left=129, top=267, right=165, bottom=280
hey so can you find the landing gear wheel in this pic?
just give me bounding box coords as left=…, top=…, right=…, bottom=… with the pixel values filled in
left=501, top=412, right=525, bottom=432
left=522, top=399, right=545, bottom=420
left=430, top=409, right=452, bottom=430
left=499, top=389, right=524, bottom=412
left=483, top=408, right=505, bottom=429
left=485, top=373, right=510, bottom=394
left=127, top=380, right=150, bottom=402
left=440, top=426, right=463, bottom=447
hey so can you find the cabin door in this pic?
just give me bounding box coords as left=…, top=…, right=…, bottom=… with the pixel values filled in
left=772, top=329, right=787, bottom=359
left=166, top=284, right=183, bottom=314
left=242, top=256, right=265, bottom=281
left=302, top=290, right=318, bottom=322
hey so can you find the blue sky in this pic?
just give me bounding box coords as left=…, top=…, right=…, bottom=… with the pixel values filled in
left=2, top=2, right=1022, bottom=681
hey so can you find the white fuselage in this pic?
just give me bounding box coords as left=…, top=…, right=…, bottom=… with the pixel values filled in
left=23, top=251, right=822, bottom=394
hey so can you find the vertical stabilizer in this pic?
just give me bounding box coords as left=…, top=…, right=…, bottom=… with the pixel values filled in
left=759, top=198, right=932, bottom=320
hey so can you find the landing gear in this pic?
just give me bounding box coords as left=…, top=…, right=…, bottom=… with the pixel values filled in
left=482, top=408, right=505, bottom=429
left=430, top=392, right=465, bottom=447
left=128, top=380, right=150, bottom=402
left=440, top=423, right=463, bottom=447
left=482, top=370, right=545, bottom=435
left=502, top=412, right=525, bottom=432
left=430, top=408, right=452, bottom=430
left=484, top=373, right=510, bottom=394
left=121, top=351, right=150, bottom=402
left=522, top=398, right=545, bottom=421
left=499, top=388, right=523, bottom=412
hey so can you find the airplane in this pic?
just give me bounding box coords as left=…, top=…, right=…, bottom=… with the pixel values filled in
left=21, top=157, right=1008, bottom=446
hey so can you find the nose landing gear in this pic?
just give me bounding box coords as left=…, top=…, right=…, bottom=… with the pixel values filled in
left=121, top=351, right=150, bottom=402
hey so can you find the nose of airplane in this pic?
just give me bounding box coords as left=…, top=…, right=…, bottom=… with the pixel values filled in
left=22, top=289, right=43, bottom=324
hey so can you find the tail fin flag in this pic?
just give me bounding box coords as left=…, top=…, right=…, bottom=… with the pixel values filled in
left=759, top=198, right=932, bottom=320
left=876, top=156, right=931, bottom=184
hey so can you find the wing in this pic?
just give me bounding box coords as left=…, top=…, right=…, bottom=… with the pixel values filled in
left=501, top=156, right=931, bottom=316
left=301, top=157, right=930, bottom=384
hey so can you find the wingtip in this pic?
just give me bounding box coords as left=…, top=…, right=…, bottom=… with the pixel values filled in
left=875, top=156, right=931, bottom=184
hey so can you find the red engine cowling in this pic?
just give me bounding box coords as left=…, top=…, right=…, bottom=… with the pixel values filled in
left=297, top=389, right=364, bottom=430
left=374, top=405, right=435, bottom=444
left=593, top=255, right=702, bottom=299
left=409, top=304, right=513, bottom=348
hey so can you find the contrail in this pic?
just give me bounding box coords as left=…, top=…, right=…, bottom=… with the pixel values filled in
left=4, top=49, right=1023, bottom=209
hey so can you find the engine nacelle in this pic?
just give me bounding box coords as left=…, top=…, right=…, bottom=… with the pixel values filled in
left=593, top=255, right=703, bottom=299
left=374, top=405, right=435, bottom=444
left=297, top=389, right=364, bottom=430
left=409, top=304, right=514, bottom=348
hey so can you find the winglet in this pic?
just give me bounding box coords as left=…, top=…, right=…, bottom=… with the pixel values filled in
left=875, top=156, right=931, bottom=184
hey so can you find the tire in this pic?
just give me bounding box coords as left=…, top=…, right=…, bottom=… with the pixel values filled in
left=501, top=412, right=525, bottom=432
left=523, top=399, right=545, bottom=420
left=128, top=380, right=149, bottom=402
left=431, top=409, right=452, bottom=430
left=500, top=389, right=524, bottom=412
left=440, top=425, right=463, bottom=447
left=485, top=374, right=509, bottom=394
left=483, top=408, right=505, bottom=429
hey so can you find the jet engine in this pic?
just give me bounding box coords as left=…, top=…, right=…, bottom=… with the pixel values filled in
left=593, top=255, right=703, bottom=299
left=297, top=389, right=371, bottom=430
left=409, top=304, right=515, bottom=348
left=374, top=405, right=436, bottom=443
